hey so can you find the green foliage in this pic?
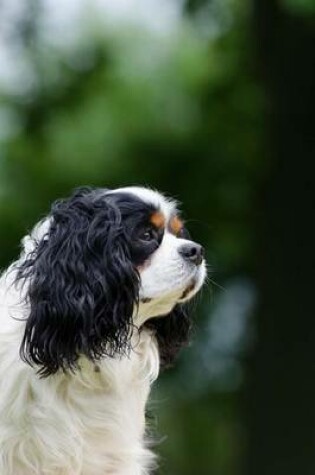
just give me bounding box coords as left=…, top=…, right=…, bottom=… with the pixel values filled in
left=281, top=0, right=315, bottom=15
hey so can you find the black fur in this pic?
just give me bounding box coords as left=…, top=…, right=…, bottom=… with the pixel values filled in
left=16, top=187, right=192, bottom=376
left=145, top=305, right=191, bottom=369
left=17, top=188, right=140, bottom=376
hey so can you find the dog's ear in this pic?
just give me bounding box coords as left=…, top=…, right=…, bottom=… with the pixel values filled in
left=146, top=304, right=191, bottom=369
left=17, top=188, right=139, bottom=377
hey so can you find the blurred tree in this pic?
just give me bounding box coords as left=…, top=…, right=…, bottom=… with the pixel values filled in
left=245, top=0, right=315, bottom=474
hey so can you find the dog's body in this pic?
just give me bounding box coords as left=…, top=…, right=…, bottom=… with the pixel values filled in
left=0, top=187, right=206, bottom=475
left=0, top=279, right=158, bottom=475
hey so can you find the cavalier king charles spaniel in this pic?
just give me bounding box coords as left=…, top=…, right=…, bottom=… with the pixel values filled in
left=0, top=186, right=206, bottom=475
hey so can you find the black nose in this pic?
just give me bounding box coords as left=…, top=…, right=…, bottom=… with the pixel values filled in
left=178, top=243, right=204, bottom=266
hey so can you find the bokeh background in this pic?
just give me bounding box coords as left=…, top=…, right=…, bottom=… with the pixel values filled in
left=0, top=0, right=314, bottom=474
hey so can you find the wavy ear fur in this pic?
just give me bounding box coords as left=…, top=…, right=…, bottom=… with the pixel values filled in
left=145, top=304, right=191, bottom=369
left=17, top=188, right=139, bottom=377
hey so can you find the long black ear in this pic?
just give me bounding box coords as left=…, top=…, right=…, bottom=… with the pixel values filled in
left=16, top=188, right=139, bottom=377
left=145, top=304, right=191, bottom=369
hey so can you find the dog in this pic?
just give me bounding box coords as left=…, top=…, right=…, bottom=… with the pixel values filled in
left=0, top=186, right=206, bottom=475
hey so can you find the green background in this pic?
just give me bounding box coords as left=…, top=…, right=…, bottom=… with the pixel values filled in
left=0, top=0, right=314, bottom=473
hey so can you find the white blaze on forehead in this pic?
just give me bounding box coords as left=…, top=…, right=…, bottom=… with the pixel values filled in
left=112, top=186, right=177, bottom=221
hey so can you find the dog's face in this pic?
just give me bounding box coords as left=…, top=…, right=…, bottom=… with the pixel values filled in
left=17, top=187, right=206, bottom=376
left=107, top=187, right=206, bottom=322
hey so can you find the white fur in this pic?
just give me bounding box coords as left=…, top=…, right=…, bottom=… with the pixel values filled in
left=0, top=188, right=205, bottom=475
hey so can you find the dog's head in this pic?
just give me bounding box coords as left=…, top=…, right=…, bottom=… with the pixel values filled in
left=17, top=187, right=206, bottom=376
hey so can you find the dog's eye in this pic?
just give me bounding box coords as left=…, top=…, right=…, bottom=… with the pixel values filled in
left=139, top=227, right=157, bottom=242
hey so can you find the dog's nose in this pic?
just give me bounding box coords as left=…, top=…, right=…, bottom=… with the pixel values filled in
left=178, top=243, right=204, bottom=266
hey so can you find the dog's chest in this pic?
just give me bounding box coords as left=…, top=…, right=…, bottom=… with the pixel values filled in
left=61, top=332, right=159, bottom=475
left=0, top=330, right=159, bottom=475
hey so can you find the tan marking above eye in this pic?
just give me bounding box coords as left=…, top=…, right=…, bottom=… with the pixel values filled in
left=150, top=212, right=165, bottom=229
left=169, top=215, right=184, bottom=235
